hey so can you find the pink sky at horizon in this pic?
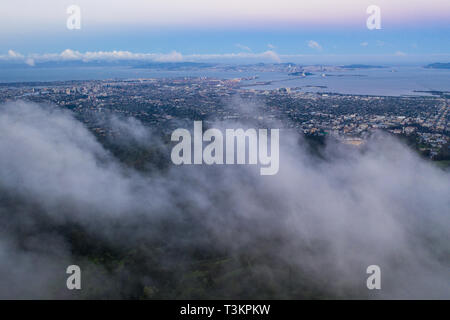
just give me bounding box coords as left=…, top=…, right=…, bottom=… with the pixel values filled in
left=1, top=0, right=449, bottom=32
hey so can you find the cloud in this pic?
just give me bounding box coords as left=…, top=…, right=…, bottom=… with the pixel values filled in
left=2, top=48, right=450, bottom=66
left=360, top=42, right=369, bottom=47
left=8, top=49, right=24, bottom=59
left=0, top=49, right=26, bottom=62
left=152, top=50, right=184, bottom=62
left=308, top=40, right=322, bottom=51
left=395, top=51, right=407, bottom=56
left=6, top=49, right=185, bottom=64
left=261, top=50, right=281, bottom=62
left=60, top=48, right=82, bottom=60
left=187, top=50, right=281, bottom=62
left=0, top=49, right=286, bottom=64
left=267, top=43, right=276, bottom=49
left=235, top=43, right=252, bottom=52
left=0, top=100, right=449, bottom=299
left=24, top=58, right=35, bottom=66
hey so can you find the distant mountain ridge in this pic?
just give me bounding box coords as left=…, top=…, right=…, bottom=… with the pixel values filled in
left=424, top=63, right=450, bottom=69
left=340, top=64, right=386, bottom=69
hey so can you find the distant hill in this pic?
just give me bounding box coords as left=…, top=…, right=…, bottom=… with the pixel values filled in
left=134, top=62, right=216, bottom=70
left=341, top=64, right=386, bottom=69
left=288, top=71, right=314, bottom=76
left=424, top=63, right=450, bottom=69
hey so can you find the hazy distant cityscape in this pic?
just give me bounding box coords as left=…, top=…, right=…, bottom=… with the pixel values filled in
left=1, top=64, right=448, bottom=161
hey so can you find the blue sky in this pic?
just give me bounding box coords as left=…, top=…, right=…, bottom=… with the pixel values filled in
left=1, top=0, right=449, bottom=65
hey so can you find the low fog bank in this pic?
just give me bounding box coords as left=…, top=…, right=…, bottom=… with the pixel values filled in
left=0, top=101, right=448, bottom=299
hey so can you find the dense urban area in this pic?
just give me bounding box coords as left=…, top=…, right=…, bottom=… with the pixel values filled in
left=1, top=76, right=449, bottom=161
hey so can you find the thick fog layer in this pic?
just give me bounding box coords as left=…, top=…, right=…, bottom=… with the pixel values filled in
left=0, top=101, right=448, bottom=299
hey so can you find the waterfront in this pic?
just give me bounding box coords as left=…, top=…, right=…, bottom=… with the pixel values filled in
left=2, top=65, right=450, bottom=97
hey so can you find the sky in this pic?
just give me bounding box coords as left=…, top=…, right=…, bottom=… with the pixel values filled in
left=1, top=0, right=450, bottom=65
